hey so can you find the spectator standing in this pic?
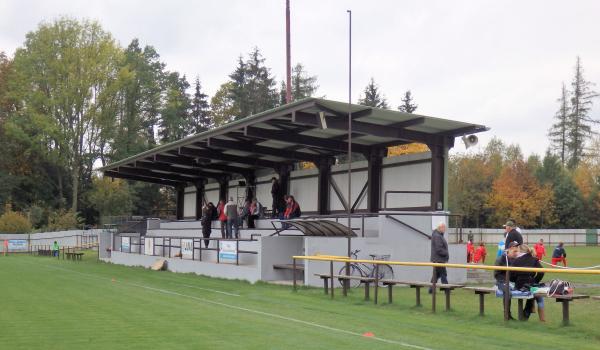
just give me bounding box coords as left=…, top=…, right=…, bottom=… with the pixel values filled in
left=217, top=200, right=227, bottom=238
left=248, top=199, right=262, bottom=229
left=239, top=200, right=251, bottom=229
left=271, top=177, right=280, bottom=218
left=534, top=239, right=546, bottom=261
left=52, top=241, right=60, bottom=257
left=225, top=197, right=239, bottom=239
left=429, top=222, right=449, bottom=293
left=496, top=240, right=505, bottom=258
left=551, top=242, right=567, bottom=267
left=3, top=239, right=8, bottom=256
left=200, top=203, right=213, bottom=248
left=503, top=220, right=523, bottom=249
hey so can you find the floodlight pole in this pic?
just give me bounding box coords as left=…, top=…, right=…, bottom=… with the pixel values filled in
left=346, top=9, right=352, bottom=259
left=286, top=0, right=292, bottom=103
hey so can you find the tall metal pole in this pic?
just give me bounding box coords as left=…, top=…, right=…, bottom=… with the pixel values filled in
left=285, top=0, right=292, bottom=103
left=346, top=9, right=352, bottom=258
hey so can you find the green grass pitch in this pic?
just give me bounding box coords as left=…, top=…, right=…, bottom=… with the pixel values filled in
left=1, top=247, right=600, bottom=349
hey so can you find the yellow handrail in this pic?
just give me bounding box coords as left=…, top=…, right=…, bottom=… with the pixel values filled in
left=292, top=255, right=600, bottom=275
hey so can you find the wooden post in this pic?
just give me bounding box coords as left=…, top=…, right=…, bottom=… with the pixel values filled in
left=432, top=267, right=437, bottom=313
left=330, top=260, right=334, bottom=299
left=292, top=258, right=297, bottom=292
left=374, top=264, right=379, bottom=305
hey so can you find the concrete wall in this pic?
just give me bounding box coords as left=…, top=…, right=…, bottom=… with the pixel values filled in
left=1, top=230, right=100, bottom=252
left=301, top=213, right=465, bottom=287
left=107, top=251, right=261, bottom=283
left=259, top=236, right=304, bottom=281
left=180, top=152, right=433, bottom=215
left=102, top=212, right=465, bottom=287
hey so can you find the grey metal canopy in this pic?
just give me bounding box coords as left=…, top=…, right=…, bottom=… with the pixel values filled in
left=99, top=97, right=488, bottom=217
left=99, top=97, right=488, bottom=187
left=272, top=220, right=358, bottom=237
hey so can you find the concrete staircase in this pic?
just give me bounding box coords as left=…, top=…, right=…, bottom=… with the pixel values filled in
left=467, top=265, right=494, bottom=284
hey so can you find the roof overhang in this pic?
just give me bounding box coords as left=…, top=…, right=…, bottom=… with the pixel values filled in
left=99, top=97, right=488, bottom=187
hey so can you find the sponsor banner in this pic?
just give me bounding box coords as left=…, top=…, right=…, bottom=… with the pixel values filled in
left=218, top=240, right=238, bottom=263
left=121, top=237, right=130, bottom=252
left=144, top=237, right=154, bottom=255
left=8, top=239, right=28, bottom=251
left=181, top=239, right=193, bottom=259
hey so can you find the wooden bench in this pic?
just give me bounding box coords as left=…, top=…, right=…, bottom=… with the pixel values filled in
left=467, top=286, right=589, bottom=324
left=463, top=287, right=496, bottom=316
left=543, top=293, right=589, bottom=325
left=38, top=249, right=52, bottom=256
left=380, top=279, right=464, bottom=311
left=314, top=274, right=375, bottom=300
left=65, top=252, right=84, bottom=261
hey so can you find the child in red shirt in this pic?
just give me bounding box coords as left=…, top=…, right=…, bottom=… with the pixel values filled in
left=473, top=243, right=487, bottom=263
left=466, top=240, right=474, bottom=263
left=534, top=239, right=546, bottom=261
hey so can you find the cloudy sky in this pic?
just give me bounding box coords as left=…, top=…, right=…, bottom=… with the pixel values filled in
left=2, top=0, right=599, bottom=156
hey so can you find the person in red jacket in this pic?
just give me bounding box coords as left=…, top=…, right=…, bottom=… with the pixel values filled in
left=217, top=200, right=227, bottom=238
left=466, top=240, right=474, bottom=263
left=534, top=239, right=546, bottom=261
left=473, top=243, right=487, bottom=263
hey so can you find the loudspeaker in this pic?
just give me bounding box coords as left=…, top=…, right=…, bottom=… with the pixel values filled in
left=462, top=135, right=478, bottom=149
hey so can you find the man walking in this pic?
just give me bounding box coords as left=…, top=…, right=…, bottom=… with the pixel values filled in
left=429, top=222, right=449, bottom=293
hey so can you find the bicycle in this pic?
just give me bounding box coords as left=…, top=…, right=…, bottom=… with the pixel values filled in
left=338, top=249, right=394, bottom=288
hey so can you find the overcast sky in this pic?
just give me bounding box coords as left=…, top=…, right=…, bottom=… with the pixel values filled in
left=2, top=0, right=600, bottom=156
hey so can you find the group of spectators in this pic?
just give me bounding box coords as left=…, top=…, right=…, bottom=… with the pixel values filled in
left=432, top=218, right=570, bottom=322
left=197, top=177, right=302, bottom=247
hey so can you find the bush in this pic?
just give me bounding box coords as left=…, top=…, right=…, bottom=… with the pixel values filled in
left=0, top=204, right=32, bottom=233
left=46, top=209, right=83, bottom=231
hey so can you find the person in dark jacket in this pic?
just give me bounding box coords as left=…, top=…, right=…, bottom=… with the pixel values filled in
left=503, top=220, right=523, bottom=248
left=271, top=177, right=280, bottom=218
left=512, top=244, right=545, bottom=321
left=200, top=203, right=213, bottom=248
left=429, top=222, right=449, bottom=292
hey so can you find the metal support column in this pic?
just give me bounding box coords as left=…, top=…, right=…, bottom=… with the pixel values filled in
left=176, top=185, right=185, bottom=220
left=428, top=143, right=447, bottom=211
left=317, top=159, right=332, bottom=215
left=278, top=165, right=291, bottom=198
left=218, top=177, right=229, bottom=202
left=367, top=148, right=385, bottom=213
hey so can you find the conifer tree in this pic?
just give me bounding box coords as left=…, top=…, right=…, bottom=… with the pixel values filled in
left=190, top=76, right=211, bottom=134
left=358, top=78, right=388, bottom=108
left=566, top=56, right=599, bottom=169
left=548, top=83, right=570, bottom=166
left=398, top=90, right=418, bottom=113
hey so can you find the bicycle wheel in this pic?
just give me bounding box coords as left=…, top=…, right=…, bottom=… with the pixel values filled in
left=376, top=264, right=394, bottom=286
left=338, top=264, right=363, bottom=288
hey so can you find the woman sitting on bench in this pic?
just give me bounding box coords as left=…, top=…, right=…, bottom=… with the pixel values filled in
left=512, top=244, right=545, bottom=322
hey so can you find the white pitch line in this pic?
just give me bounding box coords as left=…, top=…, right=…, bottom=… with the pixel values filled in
left=178, top=283, right=240, bottom=297
left=39, top=262, right=433, bottom=350
left=128, top=283, right=434, bottom=350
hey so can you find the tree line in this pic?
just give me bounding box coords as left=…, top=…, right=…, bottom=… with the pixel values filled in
left=2, top=17, right=597, bottom=232
left=0, top=17, right=414, bottom=232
